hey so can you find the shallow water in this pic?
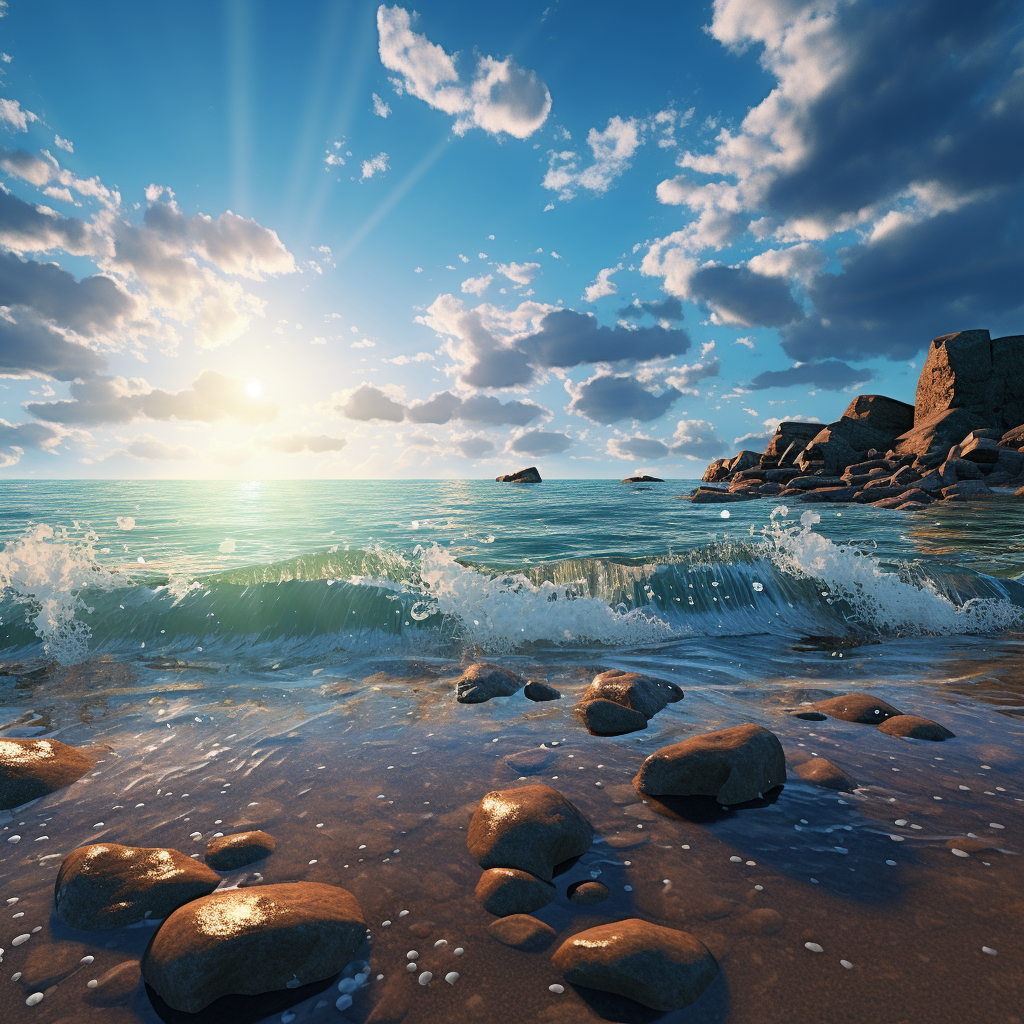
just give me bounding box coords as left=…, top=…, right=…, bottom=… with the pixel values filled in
left=1, top=481, right=1022, bottom=1023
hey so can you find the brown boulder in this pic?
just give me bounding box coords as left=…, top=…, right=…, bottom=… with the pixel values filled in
left=576, top=699, right=649, bottom=735
left=0, top=737, right=96, bottom=809
left=794, top=758, right=857, bottom=791
left=467, top=784, right=594, bottom=881
left=690, top=489, right=755, bottom=503
left=575, top=670, right=683, bottom=736
left=915, top=329, right=1024, bottom=429
left=877, top=715, right=955, bottom=740
left=633, top=724, right=786, bottom=806
left=474, top=868, right=556, bottom=917
left=54, top=843, right=220, bottom=930
left=488, top=914, right=556, bottom=952
left=568, top=880, right=610, bottom=905
left=702, top=458, right=731, bottom=483
left=840, top=395, right=915, bottom=438
left=797, top=693, right=902, bottom=723
left=892, top=407, right=993, bottom=464
left=455, top=662, right=525, bottom=703
left=142, top=882, right=366, bottom=1013
left=205, top=830, right=276, bottom=871
left=552, top=919, right=718, bottom=1011
left=763, top=422, right=824, bottom=462
left=728, top=450, right=762, bottom=473
left=524, top=680, right=561, bottom=701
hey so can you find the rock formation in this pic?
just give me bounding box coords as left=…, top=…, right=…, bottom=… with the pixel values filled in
left=454, top=663, right=525, bottom=703
left=496, top=466, right=541, bottom=482
left=574, top=669, right=683, bottom=736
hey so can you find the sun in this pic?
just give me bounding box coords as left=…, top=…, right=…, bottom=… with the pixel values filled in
left=245, top=379, right=263, bottom=398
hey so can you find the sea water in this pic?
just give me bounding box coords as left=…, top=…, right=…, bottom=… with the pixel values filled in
left=0, top=480, right=1021, bottom=1023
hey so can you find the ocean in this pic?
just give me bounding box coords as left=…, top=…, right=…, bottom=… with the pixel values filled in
left=1, top=479, right=1022, bottom=1023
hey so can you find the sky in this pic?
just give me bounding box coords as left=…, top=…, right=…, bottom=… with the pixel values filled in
left=0, top=0, right=1022, bottom=479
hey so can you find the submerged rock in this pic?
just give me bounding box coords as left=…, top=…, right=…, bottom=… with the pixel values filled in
left=575, top=670, right=683, bottom=736
left=455, top=663, right=525, bottom=703
left=799, top=692, right=903, bottom=723
left=496, top=466, right=541, bottom=483
left=503, top=747, right=557, bottom=774
left=795, top=757, right=858, bottom=791
left=633, top=724, right=786, bottom=805
left=567, top=880, right=610, bottom=905
left=54, top=843, right=221, bottom=931
left=524, top=680, right=562, bottom=702
left=475, top=868, right=556, bottom=917
left=552, top=919, right=718, bottom=1011
left=467, top=784, right=594, bottom=881
left=205, top=830, right=277, bottom=871
left=82, top=960, right=141, bottom=1006
left=0, top=737, right=96, bottom=809
left=142, top=882, right=366, bottom=1013
left=488, top=914, right=556, bottom=952
left=877, top=714, right=955, bottom=740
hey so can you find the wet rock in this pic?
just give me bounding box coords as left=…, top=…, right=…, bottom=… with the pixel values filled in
left=474, top=868, right=556, bottom=917
left=801, top=692, right=903, bottom=723
left=54, top=843, right=221, bottom=930
left=604, top=833, right=649, bottom=849
left=141, top=882, right=366, bottom=1014
left=552, top=919, right=718, bottom=1011
left=633, top=724, right=786, bottom=806
left=83, top=960, right=141, bottom=1006
left=728, top=450, right=762, bottom=474
left=205, top=830, right=276, bottom=871
left=575, top=670, right=683, bottom=736
left=702, top=459, right=731, bottom=483
left=467, top=784, right=594, bottom=881
left=0, top=737, right=96, bottom=809
left=567, top=880, right=610, bottom=906
left=524, top=680, right=561, bottom=702
left=734, top=908, right=784, bottom=936
left=797, top=486, right=860, bottom=502
left=503, top=747, right=556, bottom=775
left=496, top=466, right=541, bottom=483
left=455, top=663, right=525, bottom=703
left=794, top=757, right=857, bottom=791
left=877, top=714, right=955, bottom=740
left=690, top=488, right=755, bottom=504
left=622, top=475, right=663, bottom=482
left=941, top=479, right=992, bottom=499
left=488, top=914, right=556, bottom=952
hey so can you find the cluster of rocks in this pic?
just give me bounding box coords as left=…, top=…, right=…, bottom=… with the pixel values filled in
left=454, top=663, right=561, bottom=704
left=574, top=669, right=683, bottom=735
left=694, top=329, right=1024, bottom=508
left=791, top=692, right=955, bottom=741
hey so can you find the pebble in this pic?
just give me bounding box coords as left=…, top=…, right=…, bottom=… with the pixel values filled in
left=433, top=939, right=447, bottom=948
left=399, top=910, right=409, bottom=917
left=406, top=963, right=417, bottom=972
left=453, top=948, right=465, bottom=956
left=26, top=993, right=44, bottom=1006
left=418, top=972, right=432, bottom=986
left=840, top=960, right=853, bottom=969
left=382, top=920, right=391, bottom=927
left=549, top=984, right=564, bottom=994
left=12, top=934, right=30, bottom=946
left=335, top=994, right=353, bottom=1011
left=982, top=947, right=997, bottom=956
left=886, top=859, right=897, bottom=866
left=407, top=950, right=419, bottom=960
left=445, top=972, right=459, bottom=985
left=86, top=980, right=98, bottom=988
left=338, top=978, right=358, bottom=994
left=951, top=849, right=969, bottom=858
left=989, top=823, right=1004, bottom=829
left=81, top=956, right=94, bottom=964
left=729, top=856, right=742, bottom=863
left=805, top=942, right=824, bottom=953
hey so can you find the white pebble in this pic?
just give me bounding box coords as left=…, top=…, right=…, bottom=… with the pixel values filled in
left=624, top=885, right=632, bottom=892
left=407, top=950, right=419, bottom=960
left=6, top=898, right=17, bottom=905
left=418, top=971, right=432, bottom=986
left=745, top=860, right=756, bottom=866
left=381, top=920, right=392, bottom=927
left=840, top=960, right=853, bottom=969
left=754, top=885, right=763, bottom=891
left=895, top=819, right=907, bottom=826
left=86, top=979, right=98, bottom=988
left=445, top=971, right=459, bottom=985
left=80, top=956, right=94, bottom=964
left=885, top=859, right=897, bottom=866
left=335, top=993, right=353, bottom=1011
left=951, top=849, right=969, bottom=858
left=12, top=934, right=30, bottom=946
left=453, top=947, right=465, bottom=956
left=805, top=942, right=823, bottom=953
left=406, top=963, right=417, bottom=972
left=7, top=836, right=21, bottom=844
left=26, top=993, right=44, bottom=1006
left=434, top=939, right=447, bottom=948
left=729, top=856, right=742, bottom=863
left=11, top=972, right=21, bottom=981
left=989, top=823, right=1005, bottom=829
left=399, top=910, right=409, bottom=917
left=549, top=984, right=564, bottom=994
left=982, top=946, right=997, bottom=956
left=190, top=832, right=202, bottom=840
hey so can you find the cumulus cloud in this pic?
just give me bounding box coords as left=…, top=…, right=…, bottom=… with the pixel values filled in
left=457, top=434, right=496, bottom=459
left=747, top=359, right=874, bottom=391
left=0, top=186, right=93, bottom=255
left=0, top=315, right=106, bottom=381
left=583, top=266, right=619, bottom=302
left=258, top=433, right=347, bottom=453
left=361, top=152, right=390, bottom=180
left=461, top=274, right=492, bottom=296
left=670, top=418, right=730, bottom=460
left=617, top=296, right=684, bottom=322
left=566, top=373, right=681, bottom=425
left=103, top=435, right=199, bottom=461
left=372, top=92, right=392, bottom=118
left=641, top=0, right=1024, bottom=360
left=339, top=384, right=547, bottom=426
left=508, top=428, right=572, bottom=456
left=377, top=6, right=551, bottom=138
left=26, top=370, right=280, bottom=426
left=0, top=418, right=63, bottom=455
left=338, top=383, right=406, bottom=422
left=497, top=261, right=540, bottom=285
left=606, top=435, right=672, bottom=460
left=664, top=357, right=720, bottom=392
left=543, top=116, right=643, bottom=200
left=0, top=98, right=38, bottom=132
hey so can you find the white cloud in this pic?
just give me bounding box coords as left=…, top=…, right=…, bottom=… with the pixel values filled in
left=734, top=336, right=755, bottom=349
left=53, top=135, right=74, bottom=153
left=376, top=5, right=551, bottom=139
left=372, top=92, right=392, bottom=118
left=461, top=274, right=492, bottom=296
left=361, top=152, right=390, bottom=180
left=543, top=116, right=643, bottom=200
left=0, top=98, right=38, bottom=132
left=747, top=242, right=827, bottom=287
left=497, top=261, right=541, bottom=286
left=582, top=265, right=620, bottom=302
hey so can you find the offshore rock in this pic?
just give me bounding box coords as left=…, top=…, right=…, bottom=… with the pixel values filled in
left=496, top=466, right=541, bottom=482
left=633, top=724, right=786, bottom=806
left=205, top=830, right=277, bottom=871
left=575, top=670, right=683, bottom=736
left=798, top=693, right=903, bottom=723
left=455, top=663, right=525, bottom=703
left=475, top=868, right=556, bottom=917
left=794, top=757, right=858, bottom=791
left=467, top=784, right=594, bottom=881
left=552, top=919, right=719, bottom=1011
left=54, top=843, right=220, bottom=930
left=877, top=715, right=955, bottom=740
left=0, top=737, right=96, bottom=809
left=142, top=882, right=366, bottom=1013
left=488, top=914, right=556, bottom=952
left=622, top=475, right=664, bottom=482
left=524, top=680, right=562, bottom=701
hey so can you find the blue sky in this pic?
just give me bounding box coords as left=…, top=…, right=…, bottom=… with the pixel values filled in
left=1, top=0, right=1022, bottom=478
